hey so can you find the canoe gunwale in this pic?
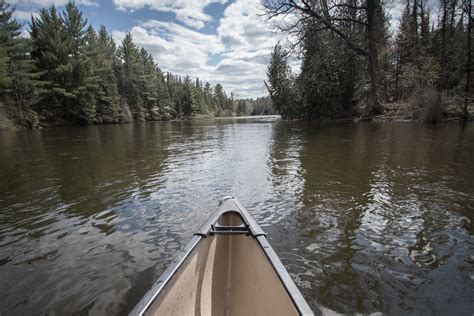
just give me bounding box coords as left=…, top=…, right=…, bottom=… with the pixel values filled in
left=256, top=235, right=314, bottom=316
left=130, top=235, right=202, bottom=316
left=130, top=196, right=314, bottom=316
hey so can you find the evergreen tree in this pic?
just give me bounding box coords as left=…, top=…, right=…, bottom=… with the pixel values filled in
left=265, top=44, right=295, bottom=118
left=236, top=100, right=247, bottom=116
left=0, top=1, right=237, bottom=128
left=63, top=1, right=92, bottom=122
left=181, top=76, right=195, bottom=117
left=30, top=2, right=91, bottom=123
left=83, top=25, right=121, bottom=123
left=247, top=97, right=276, bottom=115
left=30, top=4, right=67, bottom=121
left=115, top=32, right=145, bottom=121
left=1, top=1, right=41, bottom=127
left=139, top=47, right=161, bottom=120
left=203, top=82, right=213, bottom=113
left=0, top=1, right=12, bottom=89
left=298, top=28, right=360, bottom=119
left=213, top=83, right=226, bottom=115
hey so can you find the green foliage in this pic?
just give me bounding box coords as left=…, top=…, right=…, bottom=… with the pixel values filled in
left=0, top=0, right=15, bottom=89
left=0, top=1, right=14, bottom=89
left=181, top=76, right=195, bottom=117
left=0, top=44, right=9, bottom=88
left=408, top=87, right=443, bottom=123
left=0, top=1, right=238, bottom=129
left=265, top=0, right=472, bottom=121
left=298, top=30, right=359, bottom=119
left=0, top=0, right=41, bottom=127
left=30, top=1, right=93, bottom=122
left=232, top=97, right=276, bottom=116
left=235, top=100, right=246, bottom=116
left=265, top=44, right=295, bottom=118
left=114, top=34, right=234, bottom=120
left=81, top=25, right=121, bottom=123
left=115, top=32, right=145, bottom=121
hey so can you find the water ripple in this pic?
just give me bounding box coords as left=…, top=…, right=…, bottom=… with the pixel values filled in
left=0, top=120, right=473, bottom=315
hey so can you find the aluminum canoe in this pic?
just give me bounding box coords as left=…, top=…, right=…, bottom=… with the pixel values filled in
left=130, top=196, right=314, bottom=316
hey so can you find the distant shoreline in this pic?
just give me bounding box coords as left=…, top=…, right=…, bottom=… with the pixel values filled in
left=2, top=109, right=473, bottom=132
left=0, top=114, right=282, bottom=131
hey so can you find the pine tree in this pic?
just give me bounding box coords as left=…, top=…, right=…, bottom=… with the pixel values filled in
left=139, top=47, right=160, bottom=119
left=236, top=100, right=246, bottom=116
left=1, top=0, right=41, bottom=127
left=30, top=2, right=91, bottom=123
left=82, top=25, right=122, bottom=123
left=0, top=1, right=11, bottom=89
left=0, top=1, right=17, bottom=90
left=394, top=4, right=415, bottom=99
left=181, top=76, right=195, bottom=117
left=1, top=1, right=236, bottom=127
left=298, top=27, right=362, bottom=119
left=265, top=44, right=294, bottom=118
left=213, top=83, right=226, bottom=115
left=203, top=82, right=212, bottom=113
left=115, top=32, right=145, bottom=121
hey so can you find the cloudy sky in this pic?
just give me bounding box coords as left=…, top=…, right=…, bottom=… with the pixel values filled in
left=10, top=0, right=410, bottom=99
left=10, top=0, right=288, bottom=98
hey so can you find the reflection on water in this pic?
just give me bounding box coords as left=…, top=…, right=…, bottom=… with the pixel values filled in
left=0, top=119, right=473, bottom=315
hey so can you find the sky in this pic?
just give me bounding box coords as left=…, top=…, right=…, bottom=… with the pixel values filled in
left=9, top=0, right=411, bottom=99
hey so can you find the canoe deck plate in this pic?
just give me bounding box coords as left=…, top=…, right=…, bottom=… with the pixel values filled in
left=210, top=224, right=250, bottom=235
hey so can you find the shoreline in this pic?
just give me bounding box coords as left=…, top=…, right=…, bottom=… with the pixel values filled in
left=1, top=111, right=472, bottom=132
left=0, top=115, right=271, bottom=132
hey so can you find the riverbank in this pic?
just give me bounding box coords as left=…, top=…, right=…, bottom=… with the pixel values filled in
left=1, top=100, right=472, bottom=132
left=374, top=98, right=474, bottom=123
left=0, top=102, right=278, bottom=131
left=0, top=103, right=226, bottom=131
left=0, top=103, right=16, bottom=130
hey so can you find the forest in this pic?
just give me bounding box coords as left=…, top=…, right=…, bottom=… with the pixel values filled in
left=264, top=0, right=473, bottom=122
left=0, top=1, right=275, bottom=129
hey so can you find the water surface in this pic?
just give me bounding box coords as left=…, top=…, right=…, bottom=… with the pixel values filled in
left=0, top=118, right=473, bottom=315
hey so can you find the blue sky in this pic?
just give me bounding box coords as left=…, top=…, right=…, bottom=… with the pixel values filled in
left=10, top=0, right=286, bottom=98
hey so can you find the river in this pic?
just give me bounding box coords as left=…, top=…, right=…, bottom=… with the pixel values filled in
left=0, top=118, right=473, bottom=315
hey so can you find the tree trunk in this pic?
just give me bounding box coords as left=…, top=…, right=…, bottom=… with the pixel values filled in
left=441, top=0, right=448, bottom=90
left=366, top=0, right=381, bottom=116
left=413, top=0, right=419, bottom=49
left=413, top=0, right=421, bottom=75
left=465, top=0, right=472, bottom=121
left=11, top=63, right=24, bottom=127
left=450, top=0, right=458, bottom=36
left=395, top=48, right=401, bottom=100
left=419, top=0, right=428, bottom=49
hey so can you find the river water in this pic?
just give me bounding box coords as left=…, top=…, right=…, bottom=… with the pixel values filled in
left=0, top=118, right=473, bottom=315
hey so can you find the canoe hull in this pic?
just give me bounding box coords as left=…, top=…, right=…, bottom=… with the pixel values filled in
left=131, top=197, right=314, bottom=316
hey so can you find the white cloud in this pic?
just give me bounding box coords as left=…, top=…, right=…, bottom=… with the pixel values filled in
left=112, top=21, right=224, bottom=75
left=141, top=20, right=224, bottom=55
left=217, top=0, right=276, bottom=50
left=113, top=0, right=227, bottom=29
left=111, top=0, right=287, bottom=98
left=213, top=0, right=289, bottom=97
left=9, top=0, right=99, bottom=7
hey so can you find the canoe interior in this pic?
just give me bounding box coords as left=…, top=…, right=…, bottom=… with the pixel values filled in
left=144, top=212, right=299, bottom=316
